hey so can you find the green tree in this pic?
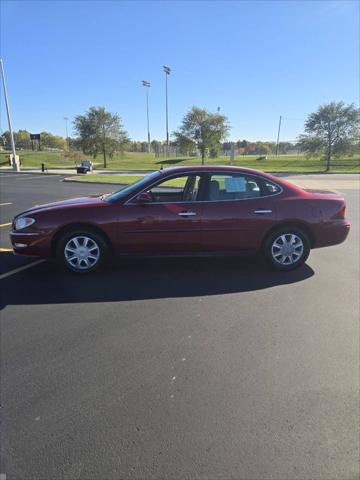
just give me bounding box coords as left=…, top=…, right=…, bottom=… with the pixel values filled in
left=277, top=142, right=293, bottom=155
left=173, top=133, right=196, bottom=156
left=73, top=106, right=130, bottom=168
left=174, top=106, right=230, bottom=164
left=298, top=101, right=359, bottom=171
left=254, top=142, right=271, bottom=155
left=150, top=139, right=164, bottom=156
left=1, top=131, right=11, bottom=149
left=2, top=130, right=32, bottom=149
left=16, top=130, right=32, bottom=149
left=40, top=131, right=66, bottom=150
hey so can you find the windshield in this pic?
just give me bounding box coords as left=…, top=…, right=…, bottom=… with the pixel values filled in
left=104, top=171, right=161, bottom=203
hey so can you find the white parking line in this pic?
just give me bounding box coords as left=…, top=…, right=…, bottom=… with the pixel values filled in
left=0, top=259, right=46, bottom=281
left=0, top=223, right=11, bottom=228
left=0, top=203, right=12, bottom=206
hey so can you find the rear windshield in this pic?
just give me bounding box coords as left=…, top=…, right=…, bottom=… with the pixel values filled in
left=104, top=171, right=161, bottom=202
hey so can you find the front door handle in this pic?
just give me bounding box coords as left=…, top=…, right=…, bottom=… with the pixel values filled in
left=254, top=209, right=272, bottom=214
left=178, top=211, right=197, bottom=217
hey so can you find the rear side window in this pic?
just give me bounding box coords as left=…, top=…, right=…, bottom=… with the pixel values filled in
left=205, top=173, right=281, bottom=201
left=207, top=173, right=261, bottom=201
left=263, top=180, right=281, bottom=195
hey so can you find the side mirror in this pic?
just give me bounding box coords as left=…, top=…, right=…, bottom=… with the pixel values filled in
left=135, top=192, right=151, bottom=204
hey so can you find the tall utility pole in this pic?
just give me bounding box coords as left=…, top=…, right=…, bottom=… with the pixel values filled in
left=0, top=58, right=19, bottom=171
left=275, top=115, right=282, bottom=156
left=64, top=117, right=69, bottom=150
left=163, top=65, right=171, bottom=156
left=142, top=80, right=151, bottom=153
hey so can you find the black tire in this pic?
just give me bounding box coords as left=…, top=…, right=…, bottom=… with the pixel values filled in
left=56, top=228, right=108, bottom=274
left=264, top=227, right=310, bottom=271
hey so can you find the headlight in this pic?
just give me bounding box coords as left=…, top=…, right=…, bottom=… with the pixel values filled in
left=14, top=217, right=35, bottom=230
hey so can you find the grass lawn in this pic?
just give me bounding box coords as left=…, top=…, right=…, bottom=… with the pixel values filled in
left=1, top=149, right=359, bottom=173
left=0, top=150, right=75, bottom=168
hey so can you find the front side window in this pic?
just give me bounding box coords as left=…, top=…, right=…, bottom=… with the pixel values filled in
left=206, top=173, right=262, bottom=201
left=145, top=174, right=202, bottom=203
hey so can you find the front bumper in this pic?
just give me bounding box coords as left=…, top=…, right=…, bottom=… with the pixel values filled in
left=9, top=231, right=52, bottom=257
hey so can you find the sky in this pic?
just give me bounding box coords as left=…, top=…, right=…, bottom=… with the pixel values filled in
left=0, top=0, right=359, bottom=142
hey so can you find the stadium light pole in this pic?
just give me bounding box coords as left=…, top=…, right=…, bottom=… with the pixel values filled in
left=142, top=81, right=151, bottom=153
left=0, top=58, right=19, bottom=171
left=275, top=115, right=282, bottom=156
left=64, top=117, right=69, bottom=150
left=163, top=65, right=171, bottom=156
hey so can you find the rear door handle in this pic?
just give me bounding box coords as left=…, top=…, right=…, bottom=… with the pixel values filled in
left=178, top=211, right=197, bottom=217
left=254, top=209, right=272, bottom=214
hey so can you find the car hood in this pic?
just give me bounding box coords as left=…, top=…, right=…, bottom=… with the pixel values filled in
left=18, top=195, right=106, bottom=217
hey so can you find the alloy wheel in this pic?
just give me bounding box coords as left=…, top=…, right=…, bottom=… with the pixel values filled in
left=64, top=235, right=100, bottom=271
left=271, top=233, right=304, bottom=265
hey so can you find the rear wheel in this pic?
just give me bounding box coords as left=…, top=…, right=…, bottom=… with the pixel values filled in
left=56, top=229, right=108, bottom=274
left=264, top=227, right=310, bottom=271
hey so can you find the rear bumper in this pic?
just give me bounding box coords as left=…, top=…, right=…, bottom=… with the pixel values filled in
left=9, top=231, right=52, bottom=257
left=313, top=220, right=350, bottom=248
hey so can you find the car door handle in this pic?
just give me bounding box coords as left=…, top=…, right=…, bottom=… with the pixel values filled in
left=254, top=209, right=272, bottom=214
left=178, top=211, right=197, bottom=217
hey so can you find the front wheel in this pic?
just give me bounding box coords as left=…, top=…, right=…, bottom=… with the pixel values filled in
left=264, top=228, right=310, bottom=271
left=56, top=230, right=107, bottom=274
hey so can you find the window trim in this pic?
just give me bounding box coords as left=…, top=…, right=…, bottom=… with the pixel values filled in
left=125, top=171, right=284, bottom=205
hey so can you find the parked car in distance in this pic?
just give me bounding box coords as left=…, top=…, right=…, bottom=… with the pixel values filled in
left=10, top=166, right=350, bottom=273
left=76, top=160, right=93, bottom=174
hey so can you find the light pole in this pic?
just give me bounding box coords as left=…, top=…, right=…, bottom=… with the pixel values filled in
left=142, top=80, right=151, bottom=153
left=64, top=117, right=69, bottom=150
left=276, top=115, right=282, bottom=156
left=163, top=65, right=171, bottom=157
left=0, top=58, right=19, bottom=171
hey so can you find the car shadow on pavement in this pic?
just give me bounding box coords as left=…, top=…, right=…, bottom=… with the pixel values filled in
left=155, top=158, right=185, bottom=165
left=0, top=252, right=314, bottom=309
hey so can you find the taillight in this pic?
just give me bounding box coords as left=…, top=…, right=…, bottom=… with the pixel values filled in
left=332, top=202, right=346, bottom=219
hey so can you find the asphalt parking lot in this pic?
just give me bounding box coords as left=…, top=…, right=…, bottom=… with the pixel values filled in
left=0, top=172, right=359, bottom=480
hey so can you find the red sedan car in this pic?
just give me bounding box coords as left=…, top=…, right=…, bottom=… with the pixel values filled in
left=10, top=166, right=350, bottom=273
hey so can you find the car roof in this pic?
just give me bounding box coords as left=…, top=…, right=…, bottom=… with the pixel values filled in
left=156, top=165, right=286, bottom=181
left=158, top=165, right=266, bottom=175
